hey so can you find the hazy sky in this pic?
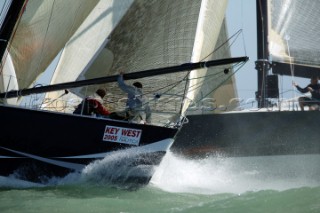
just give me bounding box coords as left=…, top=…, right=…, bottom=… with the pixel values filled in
left=226, top=0, right=257, bottom=100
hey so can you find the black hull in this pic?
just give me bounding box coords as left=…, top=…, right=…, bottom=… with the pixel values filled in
left=172, top=111, right=320, bottom=158
left=0, top=105, right=178, bottom=185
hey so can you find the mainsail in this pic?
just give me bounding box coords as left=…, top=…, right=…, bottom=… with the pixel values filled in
left=268, top=0, right=320, bottom=78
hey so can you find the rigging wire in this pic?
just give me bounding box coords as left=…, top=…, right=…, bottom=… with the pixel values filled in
left=201, top=29, right=243, bottom=62
left=240, top=0, right=248, bottom=56
left=143, top=59, right=245, bottom=111
left=39, top=1, right=87, bottom=107
left=146, top=60, right=247, bottom=111
left=33, top=0, right=56, bottom=79
left=176, top=29, right=249, bottom=110
left=189, top=61, right=247, bottom=104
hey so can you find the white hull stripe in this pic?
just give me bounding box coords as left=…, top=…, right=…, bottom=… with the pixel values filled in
left=0, top=146, right=85, bottom=171
left=57, top=138, right=174, bottom=159
left=0, top=138, right=174, bottom=170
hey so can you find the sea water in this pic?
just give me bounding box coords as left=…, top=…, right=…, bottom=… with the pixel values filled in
left=0, top=152, right=319, bottom=213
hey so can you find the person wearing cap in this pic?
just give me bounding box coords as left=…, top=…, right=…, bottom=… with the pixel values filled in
left=117, top=72, right=151, bottom=124
left=73, top=88, right=111, bottom=116
left=293, top=76, right=320, bottom=111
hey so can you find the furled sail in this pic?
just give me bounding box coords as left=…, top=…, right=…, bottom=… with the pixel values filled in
left=268, top=0, right=320, bottom=78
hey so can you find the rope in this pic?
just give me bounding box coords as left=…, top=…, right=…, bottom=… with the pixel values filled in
left=285, top=35, right=297, bottom=109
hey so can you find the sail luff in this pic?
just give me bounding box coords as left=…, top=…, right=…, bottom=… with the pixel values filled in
left=182, top=0, right=228, bottom=114
left=0, top=0, right=26, bottom=62
left=43, top=0, right=135, bottom=110
left=4, top=0, right=100, bottom=91
left=0, top=57, right=248, bottom=99
left=50, top=0, right=134, bottom=85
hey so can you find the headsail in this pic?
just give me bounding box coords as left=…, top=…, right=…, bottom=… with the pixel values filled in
left=45, top=0, right=135, bottom=106
left=0, top=0, right=26, bottom=104
left=1, top=0, right=99, bottom=92
left=48, top=0, right=233, bottom=115
left=184, top=0, right=234, bottom=114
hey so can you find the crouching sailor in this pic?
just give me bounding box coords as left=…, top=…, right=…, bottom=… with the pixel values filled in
left=73, top=88, right=111, bottom=117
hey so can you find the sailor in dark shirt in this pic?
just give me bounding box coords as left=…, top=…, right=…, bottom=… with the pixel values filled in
left=293, top=76, right=320, bottom=111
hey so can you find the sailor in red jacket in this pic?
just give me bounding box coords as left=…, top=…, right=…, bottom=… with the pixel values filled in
left=73, top=88, right=111, bottom=116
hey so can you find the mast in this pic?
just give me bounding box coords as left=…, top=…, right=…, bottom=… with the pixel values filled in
left=0, top=57, right=248, bottom=99
left=0, top=0, right=27, bottom=61
left=255, top=0, right=270, bottom=108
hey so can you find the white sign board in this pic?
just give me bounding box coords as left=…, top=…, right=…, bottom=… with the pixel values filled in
left=103, top=125, right=142, bottom=145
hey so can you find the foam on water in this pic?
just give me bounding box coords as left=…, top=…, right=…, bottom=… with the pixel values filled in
left=0, top=176, right=44, bottom=188
left=1, top=150, right=320, bottom=194
left=150, top=151, right=320, bottom=194
left=0, top=149, right=155, bottom=189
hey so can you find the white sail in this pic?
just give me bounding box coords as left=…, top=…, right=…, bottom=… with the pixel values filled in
left=0, top=51, right=18, bottom=104
left=44, top=0, right=134, bottom=110
left=188, top=18, right=239, bottom=114
left=1, top=0, right=236, bottom=125
left=0, top=0, right=15, bottom=102
left=182, top=0, right=229, bottom=115
left=43, top=0, right=231, bottom=121
left=1, top=0, right=99, bottom=91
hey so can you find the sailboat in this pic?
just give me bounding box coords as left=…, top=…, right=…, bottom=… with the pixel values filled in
left=172, top=0, right=320, bottom=157
left=0, top=0, right=247, bottom=184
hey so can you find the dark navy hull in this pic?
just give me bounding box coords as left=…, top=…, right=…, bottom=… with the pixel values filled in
left=172, top=111, right=320, bottom=157
left=0, top=105, right=178, bottom=185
